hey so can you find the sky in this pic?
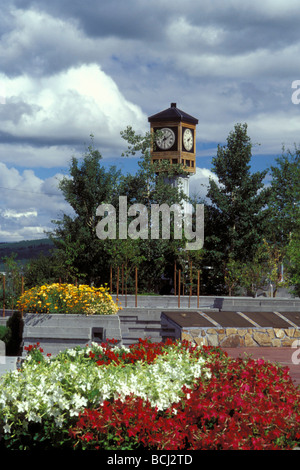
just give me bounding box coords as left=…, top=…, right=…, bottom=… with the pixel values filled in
left=0, top=0, right=300, bottom=242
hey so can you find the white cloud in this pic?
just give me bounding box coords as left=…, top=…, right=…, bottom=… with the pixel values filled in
left=166, top=17, right=225, bottom=51
left=0, top=163, right=72, bottom=242
left=0, top=8, right=121, bottom=74
left=1, top=210, right=38, bottom=219
left=0, top=63, right=147, bottom=165
left=0, top=143, right=77, bottom=168
left=1, top=1, right=300, bottom=243
left=189, top=167, right=218, bottom=200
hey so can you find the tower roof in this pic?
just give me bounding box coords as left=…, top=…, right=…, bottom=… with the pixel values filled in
left=148, top=102, right=198, bottom=125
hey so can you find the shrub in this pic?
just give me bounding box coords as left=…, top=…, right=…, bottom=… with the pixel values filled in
left=5, top=312, right=23, bottom=356
left=16, top=283, right=120, bottom=315
left=0, top=326, right=10, bottom=345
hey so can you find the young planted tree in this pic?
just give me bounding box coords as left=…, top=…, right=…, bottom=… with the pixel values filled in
left=286, top=217, right=300, bottom=297
left=228, top=239, right=288, bottom=298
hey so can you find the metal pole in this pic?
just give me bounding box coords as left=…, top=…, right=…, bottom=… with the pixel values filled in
left=21, top=275, right=24, bottom=318
left=174, top=262, right=176, bottom=296
left=135, top=267, right=138, bottom=308
left=197, top=270, right=200, bottom=309
left=116, top=266, right=119, bottom=300
left=2, top=275, right=5, bottom=318
left=178, top=269, right=181, bottom=308
left=125, top=264, right=128, bottom=307
left=189, top=261, right=192, bottom=308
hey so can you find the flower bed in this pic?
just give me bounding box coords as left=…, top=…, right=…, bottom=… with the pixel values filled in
left=16, top=283, right=119, bottom=315
left=0, top=338, right=299, bottom=450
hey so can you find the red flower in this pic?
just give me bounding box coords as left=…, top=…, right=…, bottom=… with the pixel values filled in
left=69, top=339, right=300, bottom=451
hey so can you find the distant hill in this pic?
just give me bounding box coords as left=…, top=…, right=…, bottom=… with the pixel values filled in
left=0, top=238, right=55, bottom=271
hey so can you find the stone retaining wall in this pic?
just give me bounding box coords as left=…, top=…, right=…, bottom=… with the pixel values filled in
left=181, top=327, right=300, bottom=348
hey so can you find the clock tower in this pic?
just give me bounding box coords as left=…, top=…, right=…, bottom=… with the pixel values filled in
left=148, top=103, right=198, bottom=211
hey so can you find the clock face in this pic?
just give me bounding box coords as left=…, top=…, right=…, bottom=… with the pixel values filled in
left=183, top=128, right=193, bottom=152
left=155, top=128, right=176, bottom=150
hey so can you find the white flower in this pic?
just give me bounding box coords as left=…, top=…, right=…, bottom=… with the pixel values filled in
left=27, top=411, right=42, bottom=423
left=69, top=363, right=77, bottom=373
left=70, top=393, right=88, bottom=410
left=54, top=416, right=64, bottom=428
left=0, top=340, right=214, bottom=439
left=16, top=401, right=28, bottom=413
left=3, top=423, right=11, bottom=433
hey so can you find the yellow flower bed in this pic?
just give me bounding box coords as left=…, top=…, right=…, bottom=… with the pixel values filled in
left=17, top=283, right=120, bottom=315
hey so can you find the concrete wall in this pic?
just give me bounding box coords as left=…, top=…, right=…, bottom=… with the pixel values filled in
left=113, top=295, right=300, bottom=312
left=22, top=314, right=122, bottom=356
left=214, top=297, right=300, bottom=312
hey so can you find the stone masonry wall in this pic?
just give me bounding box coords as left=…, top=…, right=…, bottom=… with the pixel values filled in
left=181, top=327, right=300, bottom=348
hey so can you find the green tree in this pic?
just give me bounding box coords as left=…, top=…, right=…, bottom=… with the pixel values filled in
left=49, top=129, right=189, bottom=293
left=202, top=123, right=269, bottom=293
left=50, top=136, right=122, bottom=285
left=267, top=145, right=300, bottom=248
left=238, top=239, right=288, bottom=297
left=0, top=254, right=23, bottom=310
left=119, top=126, right=189, bottom=293
left=23, top=253, right=66, bottom=288
left=286, top=218, right=300, bottom=297
left=262, top=146, right=300, bottom=294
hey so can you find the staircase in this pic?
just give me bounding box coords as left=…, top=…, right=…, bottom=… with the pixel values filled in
left=118, top=308, right=176, bottom=346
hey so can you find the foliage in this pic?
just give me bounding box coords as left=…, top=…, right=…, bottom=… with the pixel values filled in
left=5, top=312, right=23, bottom=356
left=0, top=325, right=10, bottom=345
left=16, top=283, right=120, bottom=315
left=224, top=239, right=289, bottom=297
left=0, top=239, right=54, bottom=272
left=266, top=145, right=300, bottom=248
left=203, top=123, right=269, bottom=291
left=71, top=357, right=300, bottom=450
left=286, top=222, right=300, bottom=297
left=50, top=135, right=122, bottom=285
left=224, top=257, right=243, bottom=296
left=1, top=127, right=297, bottom=297
left=118, top=127, right=195, bottom=292
left=0, top=338, right=216, bottom=450
left=23, top=253, right=65, bottom=289
left=0, top=254, right=24, bottom=310
left=263, top=146, right=300, bottom=295
left=0, top=338, right=299, bottom=450
left=49, top=130, right=190, bottom=293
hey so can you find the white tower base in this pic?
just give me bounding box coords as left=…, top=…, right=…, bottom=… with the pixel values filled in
left=163, top=175, right=191, bottom=215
